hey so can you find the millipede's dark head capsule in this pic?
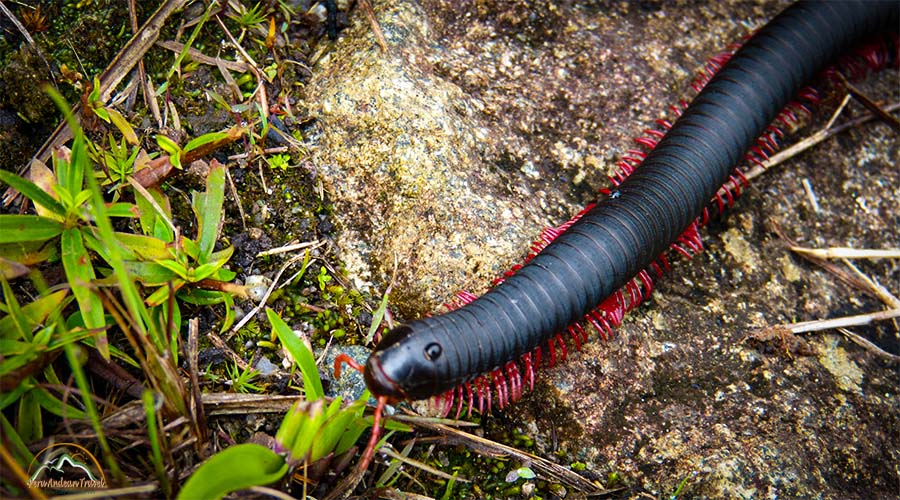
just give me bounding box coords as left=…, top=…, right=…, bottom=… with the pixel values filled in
left=364, top=351, right=406, bottom=400
left=364, top=323, right=452, bottom=400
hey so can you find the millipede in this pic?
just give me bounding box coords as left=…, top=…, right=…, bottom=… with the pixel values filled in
left=335, top=0, right=899, bottom=470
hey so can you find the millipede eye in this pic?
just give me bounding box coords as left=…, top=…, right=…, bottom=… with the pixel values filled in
left=424, top=342, right=442, bottom=361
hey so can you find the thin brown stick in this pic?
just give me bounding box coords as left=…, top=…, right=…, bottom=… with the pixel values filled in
left=772, top=223, right=877, bottom=299
left=414, top=421, right=606, bottom=494
left=187, top=318, right=210, bottom=448
left=0, top=2, right=55, bottom=85
left=835, top=72, right=900, bottom=130
left=214, top=13, right=260, bottom=69
left=207, top=331, right=252, bottom=371
left=127, top=0, right=152, bottom=111
left=742, top=101, right=900, bottom=184
left=379, top=445, right=469, bottom=482
left=837, top=328, right=900, bottom=364
left=840, top=259, right=900, bottom=309
left=227, top=244, right=326, bottom=340
left=155, top=40, right=251, bottom=72
left=0, top=2, right=37, bottom=46
left=789, top=246, right=900, bottom=260
left=778, top=308, right=900, bottom=334
left=358, top=0, right=388, bottom=52
left=224, top=166, right=248, bottom=230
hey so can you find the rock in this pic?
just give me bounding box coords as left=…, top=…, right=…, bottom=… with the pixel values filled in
left=304, top=0, right=573, bottom=315
left=304, top=0, right=899, bottom=497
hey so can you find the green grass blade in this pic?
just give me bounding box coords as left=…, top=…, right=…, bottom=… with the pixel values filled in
left=113, top=232, right=170, bottom=261
left=177, top=444, right=287, bottom=500
left=1, top=276, right=33, bottom=341
left=33, top=387, right=87, bottom=420
left=63, top=341, right=123, bottom=481
left=15, top=388, right=42, bottom=442
left=60, top=228, right=108, bottom=359
left=193, top=161, right=225, bottom=262
left=267, top=308, right=323, bottom=401
left=366, top=285, right=392, bottom=344
left=143, top=390, right=171, bottom=497
left=0, top=412, right=34, bottom=466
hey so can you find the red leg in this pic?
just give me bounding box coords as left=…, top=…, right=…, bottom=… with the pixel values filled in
left=333, top=353, right=365, bottom=379
left=358, top=395, right=389, bottom=471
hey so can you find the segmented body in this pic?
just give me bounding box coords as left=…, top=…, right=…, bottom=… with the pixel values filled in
left=362, top=1, right=899, bottom=406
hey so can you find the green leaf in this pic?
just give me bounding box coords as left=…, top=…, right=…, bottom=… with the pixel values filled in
left=60, top=228, right=108, bottom=359
left=0, top=169, right=66, bottom=218
left=0, top=257, right=30, bottom=280
left=114, top=232, right=171, bottom=261
left=291, top=401, right=327, bottom=461
left=267, top=308, right=323, bottom=401
left=145, top=280, right=184, bottom=307
left=205, top=90, right=232, bottom=112
left=209, top=267, right=236, bottom=282
left=143, top=390, right=170, bottom=496
left=177, top=288, right=228, bottom=305
left=0, top=339, right=45, bottom=377
left=0, top=241, right=58, bottom=274
left=134, top=185, right=172, bottom=238
left=34, top=387, right=87, bottom=419
left=190, top=246, right=233, bottom=281
left=0, top=215, right=64, bottom=243
left=177, top=444, right=287, bottom=500
left=106, top=108, right=139, bottom=145
left=0, top=382, right=31, bottom=411
left=1, top=276, right=31, bottom=341
left=106, top=202, right=139, bottom=218
left=0, top=289, right=68, bottom=340
left=122, top=261, right=177, bottom=285
left=1, top=412, right=34, bottom=467
left=310, top=399, right=355, bottom=461
left=65, top=127, right=87, bottom=197
left=88, top=76, right=102, bottom=105
left=366, top=285, right=392, bottom=344
left=17, top=388, right=42, bottom=442
left=154, top=258, right=189, bottom=279
left=92, top=105, right=110, bottom=123
left=156, top=135, right=182, bottom=169
left=181, top=237, right=200, bottom=260
left=72, top=189, right=93, bottom=211
left=515, top=466, right=536, bottom=480
left=184, top=131, right=230, bottom=153
left=193, top=162, right=225, bottom=262
left=220, top=293, right=235, bottom=332
left=334, top=400, right=369, bottom=456
left=80, top=228, right=119, bottom=265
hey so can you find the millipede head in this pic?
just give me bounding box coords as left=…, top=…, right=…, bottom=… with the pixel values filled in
left=365, top=323, right=451, bottom=400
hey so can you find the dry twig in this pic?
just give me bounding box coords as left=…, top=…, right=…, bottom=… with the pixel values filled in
left=836, top=328, right=900, bottom=364
left=358, top=0, right=388, bottom=52
left=738, top=101, right=900, bottom=186
left=789, top=246, right=900, bottom=260
left=775, top=308, right=900, bottom=334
